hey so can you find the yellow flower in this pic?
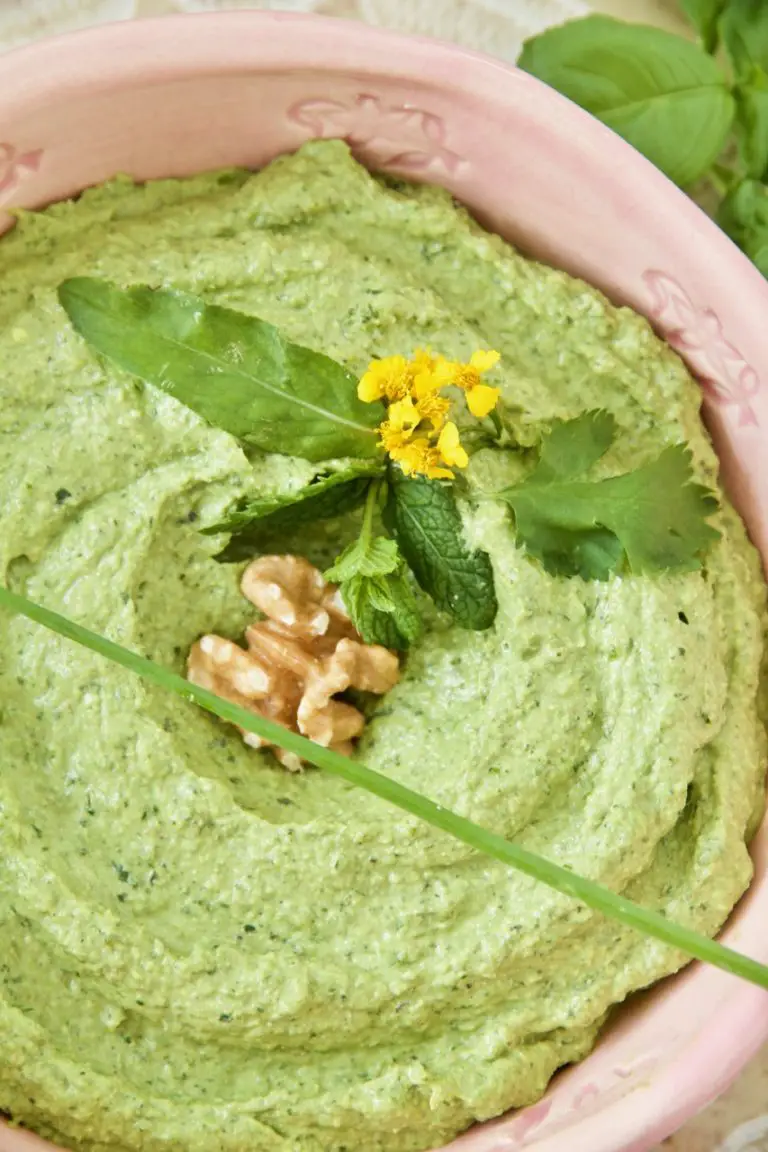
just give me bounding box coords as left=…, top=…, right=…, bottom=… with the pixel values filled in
left=412, top=347, right=437, bottom=373
left=387, top=395, right=421, bottom=433
left=429, top=348, right=501, bottom=418
left=437, top=421, right=468, bottom=470
left=358, top=355, right=412, bottom=404
left=417, top=392, right=451, bottom=431
left=410, top=347, right=444, bottom=400
left=468, top=349, right=501, bottom=374
left=378, top=422, right=412, bottom=455
left=361, top=346, right=501, bottom=477
left=390, top=437, right=454, bottom=480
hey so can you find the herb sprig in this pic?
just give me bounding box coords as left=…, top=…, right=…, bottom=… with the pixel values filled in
left=58, top=277, right=380, bottom=461
left=498, top=411, right=720, bottom=579
left=58, top=282, right=720, bottom=651
left=324, top=480, right=423, bottom=649
left=385, top=466, right=498, bottom=630
left=3, top=580, right=767, bottom=993
left=518, top=4, right=768, bottom=272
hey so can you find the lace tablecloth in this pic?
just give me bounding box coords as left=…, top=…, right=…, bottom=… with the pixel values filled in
left=0, top=1, right=765, bottom=1149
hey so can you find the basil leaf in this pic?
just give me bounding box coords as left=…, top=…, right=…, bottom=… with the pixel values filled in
left=58, top=277, right=380, bottom=463
left=717, top=179, right=768, bottom=276
left=680, top=0, right=726, bottom=52
left=720, top=0, right=768, bottom=76
left=518, top=16, right=734, bottom=186
left=733, top=71, right=768, bottom=179
left=343, top=570, right=423, bottom=651
left=718, top=1, right=768, bottom=177
left=385, top=469, right=497, bottom=631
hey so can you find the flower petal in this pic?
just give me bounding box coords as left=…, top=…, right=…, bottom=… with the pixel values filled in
left=417, top=394, right=450, bottom=430
left=437, top=421, right=469, bottom=469
left=379, top=423, right=411, bottom=453
left=359, top=354, right=412, bottom=403
left=388, top=396, right=421, bottom=432
left=358, top=373, right=384, bottom=403
left=424, top=463, right=455, bottom=479
left=469, top=349, right=501, bottom=374
left=466, top=384, right=501, bottom=419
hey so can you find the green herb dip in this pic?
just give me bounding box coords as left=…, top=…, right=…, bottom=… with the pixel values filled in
left=0, top=140, right=765, bottom=1152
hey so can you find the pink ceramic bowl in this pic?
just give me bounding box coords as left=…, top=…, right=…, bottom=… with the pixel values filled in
left=1, top=12, right=768, bottom=1152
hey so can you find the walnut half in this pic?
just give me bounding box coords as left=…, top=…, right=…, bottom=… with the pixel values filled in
left=187, top=556, right=400, bottom=771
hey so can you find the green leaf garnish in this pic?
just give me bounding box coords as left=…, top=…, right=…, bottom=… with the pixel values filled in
left=385, top=467, right=497, bottom=631
left=3, top=581, right=768, bottom=992
left=57, top=277, right=381, bottom=462
left=518, top=16, right=735, bottom=187
left=498, top=412, right=720, bottom=578
left=342, top=569, right=423, bottom=651
left=325, top=481, right=422, bottom=650
left=325, top=534, right=402, bottom=582
left=529, top=408, right=617, bottom=479
left=205, top=462, right=383, bottom=564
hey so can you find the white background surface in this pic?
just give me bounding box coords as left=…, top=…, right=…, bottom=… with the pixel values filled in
left=0, top=0, right=764, bottom=1148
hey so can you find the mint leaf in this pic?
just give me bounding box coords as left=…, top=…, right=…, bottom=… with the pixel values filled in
left=325, top=535, right=400, bottom=583
left=58, top=277, right=380, bottom=463
left=717, top=179, right=768, bottom=276
left=385, top=468, right=497, bottom=631
left=499, top=415, right=720, bottom=578
left=518, top=16, right=734, bottom=186
left=680, top=0, right=726, bottom=52
left=211, top=470, right=377, bottom=564
left=342, top=569, right=422, bottom=651
left=206, top=463, right=381, bottom=536
left=324, top=482, right=422, bottom=650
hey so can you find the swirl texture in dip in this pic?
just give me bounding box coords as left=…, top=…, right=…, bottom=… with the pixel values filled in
left=0, top=141, right=765, bottom=1152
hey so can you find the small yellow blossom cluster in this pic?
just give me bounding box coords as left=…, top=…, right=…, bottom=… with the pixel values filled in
left=357, top=348, right=501, bottom=480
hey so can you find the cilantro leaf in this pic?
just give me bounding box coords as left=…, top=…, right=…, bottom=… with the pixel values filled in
left=533, top=409, right=616, bottom=480
left=324, top=483, right=422, bottom=650
left=498, top=414, right=720, bottom=578
left=58, top=277, right=380, bottom=462
left=518, top=16, right=734, bottom=187
left=385, top=468, right=497, bottom=631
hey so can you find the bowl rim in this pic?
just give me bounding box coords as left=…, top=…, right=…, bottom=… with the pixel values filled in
left=0, top=12, right=767, bottom=1152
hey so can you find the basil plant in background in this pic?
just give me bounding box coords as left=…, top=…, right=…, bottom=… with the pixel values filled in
left=517, top=0, right=768, bottom=279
